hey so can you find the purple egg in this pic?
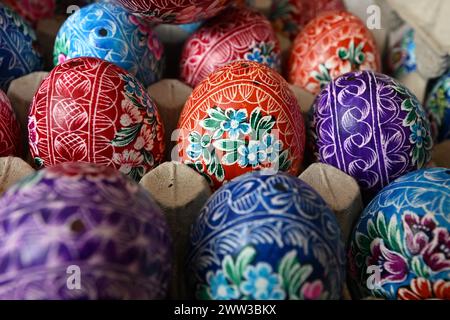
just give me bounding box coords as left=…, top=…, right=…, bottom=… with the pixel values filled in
left=312, top=71, right=433, bottom=200
left=0, top=162, right=172, bottom=299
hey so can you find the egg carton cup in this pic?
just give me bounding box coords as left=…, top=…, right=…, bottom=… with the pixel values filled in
left=386, top=0, right=450, bottom=79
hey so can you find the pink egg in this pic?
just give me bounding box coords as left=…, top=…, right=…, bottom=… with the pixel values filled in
left=0, top=89, right=21, bottom=157
left=180, top=6, right=281, bottom=88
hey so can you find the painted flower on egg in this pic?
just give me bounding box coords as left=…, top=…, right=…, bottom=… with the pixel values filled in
left=54, top=1, right=164, bottom=87
left=177, top=61, right=305, bottom=189
left=348, top=168, right=450, bottom=300
left=180, top=6, right=281, bottom=87
left=386, top=26, right=417, bottom=78
left=0, top=4, right=43, bottom=91
left=312, top=71, right=432, bottom=200
left=188, top=172, right=346, bottom=300
left=111, top=0, right=231, bottom=24
left=288, top=10, right=380, bottom=94
left=0, top=162, right=172, bottom=299
left=29, top=57, right=165, bottom=181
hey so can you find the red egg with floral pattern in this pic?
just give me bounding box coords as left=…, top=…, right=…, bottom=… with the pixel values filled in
left=177, top=61, right=305, bottom=190
left=111, top=0, right=232, bottom=24
left=28, top=57, right=165, bottom=181
left=288, top=10, right=381, bottom=95
left=180, top=6, right=281, bottom=88
left=0, top=89, right=21, bottom=157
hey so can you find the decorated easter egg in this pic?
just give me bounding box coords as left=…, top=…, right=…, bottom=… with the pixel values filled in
left=187, top=171, right=346, bottom=300
left=1, top=0, right=55, bottom=24
left=0, top=4, right=43, bottom=91
left=269, top=0, right=345, bottom=40
left=111, top=0, right=232, bottom=24
left=29, top=57, right=165, bottom=181
left=0, top=89, right=21, bottom=157
left=0, top=162, right=172, bottom=299
left=386, top=26, right=417, bottom=78
left=177, top=61, right=305, bottom=189
left=426, top=71, right=450, bottom=142
left=348, top=168, right=450, bottom=300
left=180, top=6, right=281, bottom=88
left=288, top=10, right=381, bottom=95
left=54, top=2, right=164, bottom=87
left=312, top=71, right=433, bottom=201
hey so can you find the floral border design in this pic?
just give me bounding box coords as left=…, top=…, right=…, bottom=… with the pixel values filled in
left=198, top=247, right=328, bottom=300
left=110, top=74, right=161, bottom=181
left=185, top=107, right=291, bottom=185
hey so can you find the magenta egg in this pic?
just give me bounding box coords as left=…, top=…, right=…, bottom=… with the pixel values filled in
left=0, top=89, right=21, bottom=157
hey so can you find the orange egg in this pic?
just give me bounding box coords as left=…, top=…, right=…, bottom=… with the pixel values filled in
left=177, top=61, right=305, bottom=189
left=288, top=11, right=381, bottom=94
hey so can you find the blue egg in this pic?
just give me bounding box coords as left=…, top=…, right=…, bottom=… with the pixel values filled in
left=349, top=168, right=450, bottom=300
left=0, top=4, right=43, bottom=91
left=54, top=1, right=164, bottom=87
left=187, top=172, right=346, bottom=300
left=426, top=71, right=450, bottom=142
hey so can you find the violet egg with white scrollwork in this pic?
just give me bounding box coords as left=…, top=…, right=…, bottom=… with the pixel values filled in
left=311, top=70, right=433, bottom=201
left=186, top=171, right=346, bottom=300
left=0, top=162, right=172, bottom=299
left=348, top=168, right=450, bottom=300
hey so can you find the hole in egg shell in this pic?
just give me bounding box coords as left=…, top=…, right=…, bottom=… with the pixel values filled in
left=446, top=170, right=450, bottom=175
left=70, top=219, right=86, bottom=234
left=240, top=63, right=250, bottom=68
left=98, top=28, right=108, bottom=37
left=168, top=183, right=173, bottom=188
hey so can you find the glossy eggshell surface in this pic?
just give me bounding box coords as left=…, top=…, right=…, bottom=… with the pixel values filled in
left=0, top=4, right=43, bottom=91
left=54, top=2, right=164, bottom=87
left=177, top=61, right=305, bottom=190
left=0, top=162, right=172, bottom=299
left=288, top=10, right=381, bottom=95
left=312, top=71, right=433, bottom=200
left=111, top=0, right=232, bottom=24
left=187, top=172, right=346, bottom=300
left=28, top=57, right=165, bottom=181
left=180, top=6, right=281, bottom=87
left=270, top=0, right=345, bottom=40
left=0, top=89, right=21, bottom=157
left=348, top=168, right=450, bottom=300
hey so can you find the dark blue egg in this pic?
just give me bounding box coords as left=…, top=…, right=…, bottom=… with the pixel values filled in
left=0, top=4, right=43, bottom=91
left=187, top=171, right=346, bottom=300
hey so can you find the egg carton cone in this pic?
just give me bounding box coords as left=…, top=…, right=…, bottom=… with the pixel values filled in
left=386, top=0, right=450, bottom=79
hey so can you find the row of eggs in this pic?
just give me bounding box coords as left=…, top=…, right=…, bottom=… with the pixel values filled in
left=0, top=1, right=448, bottom=300
left=0, top=161, right=448, bottom=299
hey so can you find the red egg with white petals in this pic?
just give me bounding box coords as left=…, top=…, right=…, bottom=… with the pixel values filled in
left=288, top=11, right=381, bottom=95
left=0, top=89, right=21, bottom=157
left=28, top=57, right=165, bottom=181
left=181, top=6, right=281, bottom=88
left=111, top=0, right=231, bottom=24
left=177, top=61, right=305, bottom=190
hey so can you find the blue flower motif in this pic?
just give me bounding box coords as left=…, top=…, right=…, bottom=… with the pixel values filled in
left=207, top=270, right=239, bottom=300
left=261, top=134, right=283, bottom=162
left=240, top=263, right=286, bottom=300
left=221, top=109, right=251, bottom=140
left=187, top=132, right=212, bottom=162
left=410, top=122, right=426, bottom=146
left=237, top=141, right=266, bottom=167
left=246, top=48, right=264, bottom=64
